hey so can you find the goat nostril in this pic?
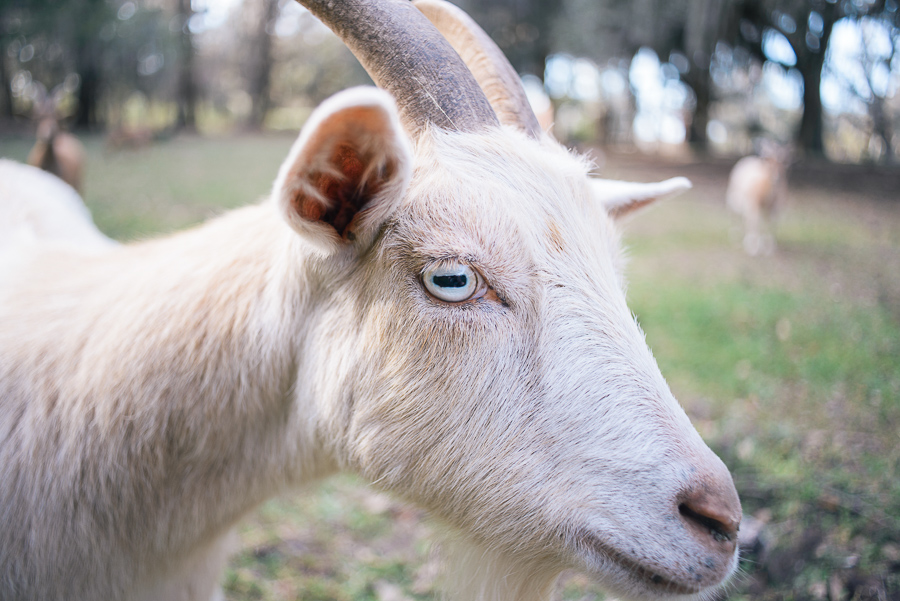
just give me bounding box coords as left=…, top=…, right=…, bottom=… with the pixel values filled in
left=679, top=501, right=739, bottom=543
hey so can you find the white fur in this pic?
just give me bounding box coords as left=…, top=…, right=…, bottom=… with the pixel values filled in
left=592, top=176, right=692, bottom=217
left=0, top=87, right=739, bottom=601
left=0, top=160, right=114, bottom=252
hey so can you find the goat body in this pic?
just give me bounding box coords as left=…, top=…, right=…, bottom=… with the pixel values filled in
left=27, top=117, right=86, bottom=194
left=726, top=153, right=789, bottom=255
left=0, top=2, right=742, bottom=600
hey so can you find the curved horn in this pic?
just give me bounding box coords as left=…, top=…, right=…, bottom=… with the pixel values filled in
left=413, top=0, right=542, bottom=138
left=297, top=0, right=498, bottom=137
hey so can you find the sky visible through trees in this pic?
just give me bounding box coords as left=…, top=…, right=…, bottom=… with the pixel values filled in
left=1, top=0, right=898, bottom=163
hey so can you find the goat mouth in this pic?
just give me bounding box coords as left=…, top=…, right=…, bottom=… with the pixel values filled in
left=573, top=531, right=709, bottom=597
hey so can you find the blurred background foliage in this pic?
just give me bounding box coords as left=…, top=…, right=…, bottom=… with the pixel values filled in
left=1, top=0, right=900, bottom=162
left=1, top=1, right=899, bottom=600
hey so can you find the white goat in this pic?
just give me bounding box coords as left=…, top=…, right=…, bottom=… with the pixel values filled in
left=726, top=143, right=791, bottom=255
left=0, top=1, right=742, bottom=600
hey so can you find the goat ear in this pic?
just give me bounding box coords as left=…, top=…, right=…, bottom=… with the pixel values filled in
left=591, top=177, right=692, bottom=219
left=274, top=87, right=413, bottom=255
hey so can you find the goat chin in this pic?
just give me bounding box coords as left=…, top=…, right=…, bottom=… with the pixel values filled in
left=437, top=535, right=560, bottom=601
left=436, top=532, right=734, bottom=601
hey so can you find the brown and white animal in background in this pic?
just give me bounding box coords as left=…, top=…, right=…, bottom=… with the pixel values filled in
left=725, top=140, right=791, bottom=255
left=0, top=1, right=742, bottom=600
left=26, top=85, right=86, bottom=194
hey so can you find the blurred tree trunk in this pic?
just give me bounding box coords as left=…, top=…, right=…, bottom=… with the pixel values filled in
left=527, top=0, right=558, bottom=80
left=175, top=0, right=196, bottom=131
left=0, top=3, right=17, bottom=120
left=0, top=50, right=13, bottom=119
left=787, top=2, right=837, bottom=158
left=864, top=23, right=896, bottom=163
left=683, top=71, right=711, bottom=149
left=246, top=0, right=279, bottom=130
left=682, top=0, right=730, bottom=151
left=870, top=96, right=894, bottom=163
left=74, top=43, right=101, bottom=128
left=795, top=49, right=826, bottom=156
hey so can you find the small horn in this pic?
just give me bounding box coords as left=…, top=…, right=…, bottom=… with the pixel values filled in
left=413, top=0, right=542, bottom=138
left=297, top=0, right=499, bottom=137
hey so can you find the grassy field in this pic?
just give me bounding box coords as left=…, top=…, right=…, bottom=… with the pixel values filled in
left=611, top=155, right=900, bottom=601
left=1, top=134, right=898, bottom=601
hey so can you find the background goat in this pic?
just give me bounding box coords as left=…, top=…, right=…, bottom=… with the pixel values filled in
left=726, top=141, right=792, bottom=255
left=0, top=1, right=741, bottom=600
left=26, top=83, right=86, bottom=194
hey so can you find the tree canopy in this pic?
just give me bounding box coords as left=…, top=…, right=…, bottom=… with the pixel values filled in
left=1, top=0, right=898, bottom=162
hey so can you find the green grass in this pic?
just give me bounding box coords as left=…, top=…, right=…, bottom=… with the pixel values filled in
left=620, top=177, right=900, bottom=600
left=3, top=134, right=898, bottom=600
left=631, top=280, right=899, bottom=410
left=630, top=274, right=900, bottom=525
left=223, top=476, right=438, bottom=601
left=1, top=133, right=294, bottom=240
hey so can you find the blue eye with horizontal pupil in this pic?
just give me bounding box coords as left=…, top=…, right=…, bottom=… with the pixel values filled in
left=423, top=263, right=479, bottom=302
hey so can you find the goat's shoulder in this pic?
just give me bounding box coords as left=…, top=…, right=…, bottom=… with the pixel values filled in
left=0, top=159, right=113, bottom=257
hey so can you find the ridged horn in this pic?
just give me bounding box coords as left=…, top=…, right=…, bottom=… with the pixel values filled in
left=297, top=0, right=499, bottom=137
left=413, top=0, right=542, bottom=138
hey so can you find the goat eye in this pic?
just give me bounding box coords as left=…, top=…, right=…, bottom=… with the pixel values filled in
left=423, top=263, right=482, bottom=303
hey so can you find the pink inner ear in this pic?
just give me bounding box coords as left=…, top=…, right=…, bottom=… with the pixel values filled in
left=293, top=143, right=387, bottom=238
